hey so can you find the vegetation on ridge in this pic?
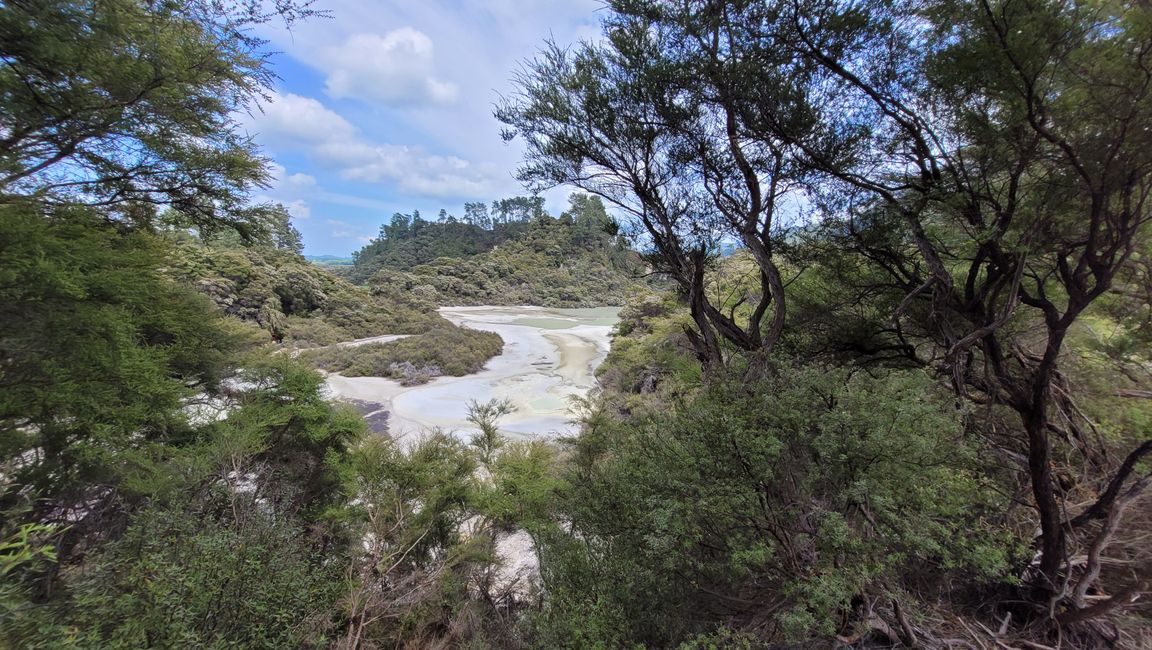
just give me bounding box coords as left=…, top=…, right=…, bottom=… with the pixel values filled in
left=351, top=193, right=647, bottom=307
left=3, top=0, right=1152, bottom=648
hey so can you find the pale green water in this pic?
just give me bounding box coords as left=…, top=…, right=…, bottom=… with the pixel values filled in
left=511, top=306, right=621, bottom=329
left=529, top=395, right=565, bottom=411
left=512, top=317, right=583, bottom=329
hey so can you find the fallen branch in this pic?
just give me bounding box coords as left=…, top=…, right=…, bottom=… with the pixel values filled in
left=1056, top=582, right=1146, bottom=626
left=1071, top=479, right=1145, bottom=606
left=1068, top=439, right=1152, bottom=529
left=893, top=598, right=917, bottom=647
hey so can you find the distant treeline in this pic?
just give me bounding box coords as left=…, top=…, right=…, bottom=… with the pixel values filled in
left=349, top=195, right=618, bottom=280
left=347, top=194, right=643, bottom=307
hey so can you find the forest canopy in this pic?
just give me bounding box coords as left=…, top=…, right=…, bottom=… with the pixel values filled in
left=2, top=0, right=1151, bottom=648
left=497, top=0, right=1152, bottom=645
left=349, top=192, right=645, bottom=307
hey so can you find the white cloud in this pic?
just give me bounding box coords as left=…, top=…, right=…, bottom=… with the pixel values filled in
left=239, top=0, right=605, bottom=250
left=256, top=1, right=600, bottom=165
left=317, top=29, right=458, bottom=106
left=255, top=162, right=319, bottom=219
left=250, top=92, right=503, bottom=199
left=319, top=141, right=499, bottom=195
left=280, top=199, right=312, bottom=219
left=248, top=93, right=357, bottom=146
left=324, top=218, right=373, bottom=241
left=267, top=162, right=318, bottom=194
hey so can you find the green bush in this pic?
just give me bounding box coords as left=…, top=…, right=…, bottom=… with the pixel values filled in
left=534, top=366, right=1017, bottom=646
left=60, top=504, right=343, bottom=650
left=302, top=325, right=503, bottom=384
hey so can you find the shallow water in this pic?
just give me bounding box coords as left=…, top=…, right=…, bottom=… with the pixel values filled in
left=325, top=305, right=620, bottom=443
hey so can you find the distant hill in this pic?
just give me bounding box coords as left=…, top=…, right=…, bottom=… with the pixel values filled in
left=305, top=255, right=354, bottom=266
left=165, top=233, right=505, bottom=384
left=166, top=237, right=442, bottom=347
left=350, top=194, right=648, bottom=307
left=346, top=196, right=547, bottom=283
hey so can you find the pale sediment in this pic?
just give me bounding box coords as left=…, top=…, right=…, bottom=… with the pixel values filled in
left=323, top=305, right=619, bottom=443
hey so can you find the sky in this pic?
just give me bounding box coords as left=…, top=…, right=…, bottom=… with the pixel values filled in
left=242, top=0, right=604, bottom=256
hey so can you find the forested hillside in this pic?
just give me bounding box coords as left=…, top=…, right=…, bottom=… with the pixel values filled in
left=347, top=196, right=549, bottom=282
left=3, top=0, right=1152, bottom=649
left=164, top=210, right=440, bottom=346
left=351, top=194, right=646, bottom=307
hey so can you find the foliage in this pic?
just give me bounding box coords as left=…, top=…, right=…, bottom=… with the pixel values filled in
left=59, top=503, right=343, bottom=650
left=353, top=194, right=645, bottom=307
left=0, top=0, right=317, bottom=234
left=481, top=439, right=565, bottom=532
left=335, top=432, right=494, bottom=648
left=301, top=325, right=504, bottom=385
left=0, top=522, right=64, bottom=647
left=595, top=288, right=703, bottom=409
left=0, top=3, right=551, bottom=649
left=497, top=6, right=808, bottom=371
left=535, top=365, right=1015, bottom=646
left=467, top=398, right=514, bottom=466
left=349, top=211, right=515, bottom=283
left=165, top=232, right=443, bottom=344
left=3, top=346, right=367, bottom=648
left=502, top=0, right=1152, bottom=625
left=0, top=207, right=371, bottom=649
left=7, top=0, right=1152, bottom=646
left=0, top=202, right=253, bottom=511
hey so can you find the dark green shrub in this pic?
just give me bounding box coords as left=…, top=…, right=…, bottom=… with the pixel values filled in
left=302, top=326, right=504, bottom=384
left=534, top=366, right=1017, bottom=646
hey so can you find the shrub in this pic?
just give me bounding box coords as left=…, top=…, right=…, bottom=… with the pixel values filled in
left=61, top=503, right=343, bottom=649
left=302, top=326, right=504, bottom=384
left=535, top=365, right=1018, bottom=646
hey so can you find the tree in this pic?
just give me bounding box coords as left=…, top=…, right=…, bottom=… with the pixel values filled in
left=496, top=5, right=817, bottom=375
left=464, top=201, right=492, bottom=229
left=502, top=0, right=1152, bottom=621
left=0, top=0, right=319, bottom=236
left=383, top=212, right=412, bottom=240
left=767, top=0, right=1152, bottom=604
left=490, top=196, right=546, bottom=224
left=265, top=204, right=305, bottom=254
left=0, top=203, right=239, bottom=501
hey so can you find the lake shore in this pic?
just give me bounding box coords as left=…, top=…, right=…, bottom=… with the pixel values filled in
left=323, top=305, right=619, bottom=443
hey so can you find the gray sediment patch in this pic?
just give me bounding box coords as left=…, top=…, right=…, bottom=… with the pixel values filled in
left=325, top=306, right=620, bottom=443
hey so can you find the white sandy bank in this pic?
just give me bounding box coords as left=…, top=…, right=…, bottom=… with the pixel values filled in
left=323, top=306, right=619, bottom=443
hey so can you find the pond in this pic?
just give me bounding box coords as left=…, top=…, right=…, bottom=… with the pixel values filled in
left=324, top=305, right=620, bottom=443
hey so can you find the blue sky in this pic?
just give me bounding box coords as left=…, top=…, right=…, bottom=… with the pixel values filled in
left=242, top=0, right=603, bottom=255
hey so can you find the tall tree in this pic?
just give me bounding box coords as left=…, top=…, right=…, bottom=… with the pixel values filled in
left=0, top=0, right=319, bottom=236
left=769, top=0, right=1152, bottom=603
left=497, top=4, right=818, bottom=374
left=502, top=0, right=1152, bottom=618
left=490, top=196, right=546, bottom=224
left=464, top=201, right=491, bottom=229
left=265, top=203, right=305, bottom=254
